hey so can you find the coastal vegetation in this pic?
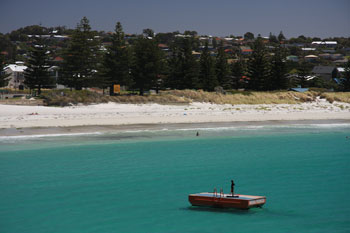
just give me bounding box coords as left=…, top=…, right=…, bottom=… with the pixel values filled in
left=320, top=92, right=350, bottom=103
left=0, top=55, right=10, bottom=87
left=38, top=89, right=350, bottom=106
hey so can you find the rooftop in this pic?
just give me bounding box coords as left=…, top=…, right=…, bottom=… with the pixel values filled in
left=5, top=64, right=27, bottom=72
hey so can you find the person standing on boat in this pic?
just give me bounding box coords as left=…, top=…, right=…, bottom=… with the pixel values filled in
left=231, top=180, right=235, bottom=196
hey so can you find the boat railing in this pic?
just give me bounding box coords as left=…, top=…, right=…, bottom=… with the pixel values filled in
left=213, top=187, right=224, bottom=198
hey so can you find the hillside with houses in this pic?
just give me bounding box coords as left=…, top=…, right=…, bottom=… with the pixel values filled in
left=0, top=18, right=350, bottom=102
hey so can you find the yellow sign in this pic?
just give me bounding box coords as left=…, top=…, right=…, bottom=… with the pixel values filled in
left=113, top=84, right=120, bottom=94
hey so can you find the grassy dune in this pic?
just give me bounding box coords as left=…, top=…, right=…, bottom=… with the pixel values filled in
left=41, top=90, right=190, bottom=106
left=39, top=89, right=348, bottom=106
left=320, top=92, right=350, bottom=103
left=167, top=90, right=318, bottom=105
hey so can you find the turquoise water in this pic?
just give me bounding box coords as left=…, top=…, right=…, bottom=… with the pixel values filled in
left=1, top=124, right=350, bottom=233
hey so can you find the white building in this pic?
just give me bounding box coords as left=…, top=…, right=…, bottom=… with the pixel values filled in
left=4, top=62, right=27, bottom=89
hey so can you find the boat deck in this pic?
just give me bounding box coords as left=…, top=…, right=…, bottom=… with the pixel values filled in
left=191, top=192, right=263, bottom=200
left=189, top=192, right=266, bottom=209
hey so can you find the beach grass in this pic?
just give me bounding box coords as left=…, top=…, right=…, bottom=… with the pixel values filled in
left=40, top=89, right=328, bottom=106
left=166, top=90, right=318, bottom=105
left=320, top=92, right=350, bottom=103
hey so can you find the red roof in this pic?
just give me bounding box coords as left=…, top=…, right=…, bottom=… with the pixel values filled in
left=1, top=51, right=8, bottom=55
left=54, top=56, right=64, bottom=62
left=242, top=49, right=253, bottom=52
left=158, top=44, right=168, bottom=48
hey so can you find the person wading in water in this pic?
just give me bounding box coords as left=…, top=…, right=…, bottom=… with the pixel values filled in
left=231, top=180, right=235, bottom=196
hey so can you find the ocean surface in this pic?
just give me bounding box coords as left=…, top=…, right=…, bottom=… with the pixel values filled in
left=0, top=123, right=350, bottom=233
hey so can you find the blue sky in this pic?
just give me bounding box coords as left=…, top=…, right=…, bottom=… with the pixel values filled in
left=1, top=0, right=349, bottom=38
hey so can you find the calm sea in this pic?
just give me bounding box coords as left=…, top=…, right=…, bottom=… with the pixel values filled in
left=0, top=123, right=350, bottom=233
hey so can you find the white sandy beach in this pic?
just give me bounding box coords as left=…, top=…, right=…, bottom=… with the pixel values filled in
left=0, top=97, right=349, bottom=129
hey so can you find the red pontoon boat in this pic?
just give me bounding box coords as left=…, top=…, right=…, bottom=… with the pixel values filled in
left=189, top=190, right=266, bottom=209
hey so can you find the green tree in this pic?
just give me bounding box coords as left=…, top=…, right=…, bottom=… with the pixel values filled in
left=166, top=44, right=183, bottom=89
left=269, top=32, right=278, bottom=44
left=166, top=39, right=199, bottom=90
left=269, top=47, right=288, bottom=90
left=278, top=31, right=286, bottom=42
left=103, top=22, right=132, bottom=94
left=184, top=30, right=198, bottom=36
left=182, top=39, right=200, bottom=89
left=216, top=41, right=231, bottom=89
left=212, top=38, right=218, bottom=48
left=24, top=36, right=53, bottom=95
left=341, top=60, right=350, bottom=91
left=247, top=38, right=270, bottom=90
left=60, top=17, right=101, bottom=90
left=143, top=28, right=154, bottom=38
left=244, top=32, right=254, bottom=40
left=0, top=33, right=17, bottom=61
left=0, top=54, right=10, bottom=87
left=132, top=36, right=165, bottom=95
left=231, top=58, right=246, bottom=89
left=199, top=41, right=218, bottom=91
left=296, top=61, right=312, bottom=87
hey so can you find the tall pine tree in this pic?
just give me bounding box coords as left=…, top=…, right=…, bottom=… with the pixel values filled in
left=166, top=44, right=183, bottom=89
left=103, top=22, right=132, bottom=94
left=199, top=41, right=218, bottom=91
left=60, top=17, right=101, bottom=90
left=247, top=38, right=270, bottom=90
left=278, top=31, right=286, bottom=42
left=182, top=38, right=200, bottom=89
left=24, top=36, right=53, bottom=95
left=269, top=47, right=288, bottom=90
left=231, top=57, right=246, bottom=89
left=296, top=61, right=311, bottom=88
left=166, top=38, right=199, bottom=90
left=132, top=36, right=165, bottom=95
left=216, top=41, right=231, bottom=89
left=268, top=32, right=278, bottom=44
left=0, top=54, right=10, bottom=87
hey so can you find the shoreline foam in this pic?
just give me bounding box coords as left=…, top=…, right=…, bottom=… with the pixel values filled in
left=1, top=119, right=350, bottom=138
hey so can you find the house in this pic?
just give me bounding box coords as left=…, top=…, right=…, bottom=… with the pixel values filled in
left=192, top=51, right=201, bottom=58
left=311, top=66, right=337, bottom=81
left=1, top=51, right=8, bottom=56
left=4, top=62, right=27, bottom=89
left=240, top=46, right=252, bottom=55
left=158, top=44, right=169, bottom=51
left=330, top=54, right=344, bottom=61
left=53, top=56, right=64, bottom=62
left=224, top=49, right=234, bottom=54
left=333, top=67, right=346, bottom=84
left=286, top=55, right=299, bottom=62
left=227, top=58, right=238, bottom=64
left=334, top=59, right=348, bottom=65
left=304, top=55, right=318, bottom=62
left=301, top=48, right=316, bottom=51
left=319, top=53, right=331, bottom=59
left=311, top=41, right=337, bottom=48
left=48, top=66, right=64, bottom=89
left=322, top=49, right=335, bottom=53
